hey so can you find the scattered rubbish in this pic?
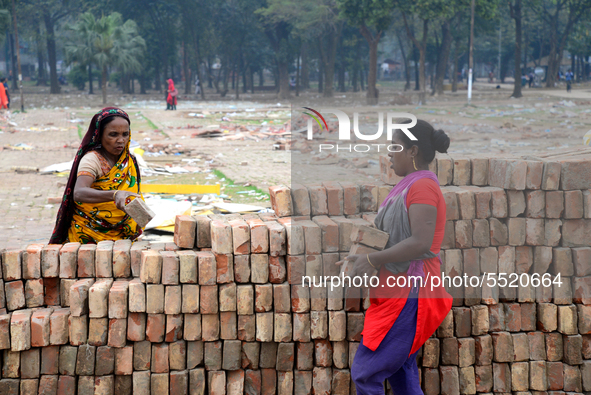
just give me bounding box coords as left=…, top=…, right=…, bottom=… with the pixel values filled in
left=212, top=202, right=266, bottom=213
left=41, top=161, right=74, bottom=174
left=141, top=184, right=220, bottom=195
left=559, top=100, right=576, bottom=107
left=11, top=166, right=39, bottom=173
left=6, top=143, right=34, bottom=150
left=188, top=113, right=205, bottom=118
left=143, top=196, right=192, bottom=230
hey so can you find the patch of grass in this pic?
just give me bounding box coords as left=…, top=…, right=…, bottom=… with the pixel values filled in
left=77, top=124, right=83, bottom=139
left=212, top=169, right=268, bottom=195
left=141, top=169, right=270, bottom=205
left=137, top=112, right=169, bottom=138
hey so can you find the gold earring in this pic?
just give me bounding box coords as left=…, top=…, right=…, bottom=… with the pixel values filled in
left=412, top=157, right=418, bottom=171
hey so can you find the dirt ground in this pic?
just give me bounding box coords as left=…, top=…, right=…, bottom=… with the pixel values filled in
left=1, top=80, right=590, bottom=249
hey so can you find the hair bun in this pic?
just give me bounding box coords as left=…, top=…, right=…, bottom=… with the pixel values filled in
left=432, top=129, right=450, bottom=153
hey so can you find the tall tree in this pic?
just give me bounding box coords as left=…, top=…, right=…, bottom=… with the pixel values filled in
left=337, top=0, right=395, bottom=104
left=260, top=0, right=345, bottom=98
left=509, top=0, right=522, bottom=97
left=257, top=0, right=294, bottom=99
left=68, top=12, right=145, bottom=104
left=27, top=0, right=78, bottom=94
left=533, top=0, right=591, bottom=87
left=397, top=0, right=455, bottom=103
left=65, top=12, right=97, bottom=94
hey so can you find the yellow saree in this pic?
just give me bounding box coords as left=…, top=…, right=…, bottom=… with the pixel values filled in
left=67, top=144, right=143, bottom=244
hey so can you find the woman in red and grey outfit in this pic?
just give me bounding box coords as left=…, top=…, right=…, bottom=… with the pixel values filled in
left=343, top=119, right=453, bottom=394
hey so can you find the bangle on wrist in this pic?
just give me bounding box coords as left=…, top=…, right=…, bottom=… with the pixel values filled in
left=113, top=190, right=119, bottom=201
left=367, top=254, right=378, bottom=270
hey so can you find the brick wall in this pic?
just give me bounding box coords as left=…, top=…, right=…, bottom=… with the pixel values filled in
left=0, top=155, right=589, bottom=394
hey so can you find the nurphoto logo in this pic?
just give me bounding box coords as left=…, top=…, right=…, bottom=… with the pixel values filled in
left=301, top=108, right=418, bottom=152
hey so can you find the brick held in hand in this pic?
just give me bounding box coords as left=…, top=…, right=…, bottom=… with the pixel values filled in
left=123, top=197, right=155, bottom=228
left=350, top=224, right=389, bottom=250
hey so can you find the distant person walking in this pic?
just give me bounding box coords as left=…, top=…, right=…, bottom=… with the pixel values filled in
left=1, top=78, right=9, bottom=108
left=0, top=79, right=8, bottom=109
left=528, top=72, right=534, bottom=88
left=566, top=69, right=573, bottom=92
left=166, top=79, right=178, bottom=110
left=195, top=77, right=201, bottom=95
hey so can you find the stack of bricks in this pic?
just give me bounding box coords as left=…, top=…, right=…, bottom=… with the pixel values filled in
left=1, top=151, right=590, bottom=394
left=271, top=152, right=591, bottom=394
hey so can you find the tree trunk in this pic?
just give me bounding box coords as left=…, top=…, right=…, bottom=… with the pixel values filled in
left=359, top=66, right=365, bottom=90
left=8, top=34, right=18, bottom=90
left=183, top=41, right=190, bottom=94
left=102, top=65, right=107, bottom=104
left=396, top=31, right=411, bottom=91
left=318, top=58, right=323, bottom=93
left=231, top=60, right=235, bottom=90
left=139, top=72, right=146, bottom=94
left=359, top=25, right=381, bottom=105
left=296, top=48, right=300, bottom=96
left=413, top=45, right=420, bottom=90
left=242, top=65, right=248, bottom=93
left=221, top=61, right=229, bottom=97
left=545, top=11, right=559, bottom=87
left=35, top=26, right=47, bottom=86
left=433, top=19, right=452, bottom=95
left=88, top=64, right=94, bottom=94
left=235, top=61, right=240, bottom=100
left=301, top=41, right=309, bottom=89
left=452, top=40, right=459, bottom=92
left=511, top=0, right=522, bottom=98
left=43, top=11, right=60, bottom=94
left=338, top=64, right=345, bottom=92
left=277, top=59, right=290, bottom=99
left=402, top=14, right=429, bottom=102
left=155, top=64, right=161, bottom=91
left=367, top=37, right=379, bottom=105
left=193, top=39, right=206, bottom=100
left=320, top=25, right=342, bottom=98
left=207, top=57, right=214, bottom=88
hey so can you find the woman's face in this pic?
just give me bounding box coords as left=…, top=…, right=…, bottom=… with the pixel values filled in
left=388, top=131, right=415, bottom=177
left=101, top=117, right=130, bottom=157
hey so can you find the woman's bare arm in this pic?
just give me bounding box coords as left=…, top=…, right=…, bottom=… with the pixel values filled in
left=73, top=175, right=139, bottom=210
left=337, top=203, right=438, bottom=277
left=369, top=204, right=437, bottom=267
left=73, top=175, right=116, bottom=203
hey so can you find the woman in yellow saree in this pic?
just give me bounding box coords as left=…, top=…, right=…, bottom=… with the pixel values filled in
left=49, top=107, right=145, bottom=244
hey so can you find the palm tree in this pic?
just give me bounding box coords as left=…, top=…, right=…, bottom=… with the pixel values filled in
left=66, top=12, right=146, bottom=104
left=93, top=13, right=146, bottom=104
left=65, top=12, right=97, bottom=94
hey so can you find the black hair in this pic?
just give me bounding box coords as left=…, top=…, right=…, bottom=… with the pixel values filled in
left=99, top=115, right=130, bottom=139
left=396, top=119, right=450, bottom=163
